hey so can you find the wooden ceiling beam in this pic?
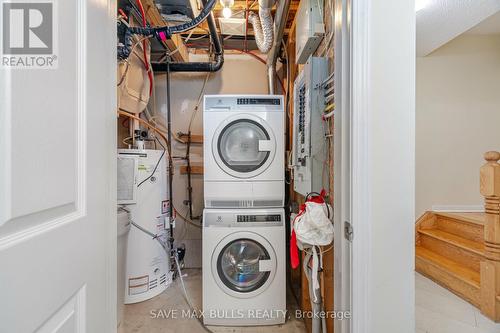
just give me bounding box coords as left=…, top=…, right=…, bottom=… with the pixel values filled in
left=141, top=0, right=189, bottom=62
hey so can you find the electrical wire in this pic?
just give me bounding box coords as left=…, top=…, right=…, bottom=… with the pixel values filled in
left=323, top=110, right=334, bottom=119
left=323, top=103, right=335, bottom=119
left=324, top=85, right=334, bottom=96
left=321, top=71, right=334, bottom=86
left=134, top=0, right=154, bottom=96
left=188, top=73, right=211, bottom=133
left=137, top=137, right=165, bottom=187
left=175, top=208, right=202, bottom=228
left=117, top=35, right=152, bottom=87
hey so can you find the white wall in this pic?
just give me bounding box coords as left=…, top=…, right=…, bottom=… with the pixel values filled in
left=154, top=53, right=269, bottom=267
left=416, top=34, right=500, bottom=217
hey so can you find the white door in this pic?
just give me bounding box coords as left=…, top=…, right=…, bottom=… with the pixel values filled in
left=0, top=0, right=116, bottom=332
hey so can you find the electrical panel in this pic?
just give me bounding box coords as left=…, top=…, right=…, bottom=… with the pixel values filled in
left=292, top=57, right=328, bottom=196
left=295, top=0, right=325, bottom=64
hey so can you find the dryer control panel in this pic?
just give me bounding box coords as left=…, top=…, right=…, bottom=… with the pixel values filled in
left=203, top=209, right=284, bottom=227
left=204, top=95, right=284, bottom=112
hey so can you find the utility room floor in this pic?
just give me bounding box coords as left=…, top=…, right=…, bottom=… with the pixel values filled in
left=119, top=269, right=307, bottom=333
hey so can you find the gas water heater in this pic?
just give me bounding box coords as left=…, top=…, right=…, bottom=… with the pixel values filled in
left=117, top=149, right=172, bottom=304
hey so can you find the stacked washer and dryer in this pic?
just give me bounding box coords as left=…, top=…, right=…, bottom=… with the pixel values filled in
left=202, top=95, right=286, bottom=326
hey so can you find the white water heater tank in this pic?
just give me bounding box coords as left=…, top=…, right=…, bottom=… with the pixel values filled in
left=118, top=149, right=172, bottom=304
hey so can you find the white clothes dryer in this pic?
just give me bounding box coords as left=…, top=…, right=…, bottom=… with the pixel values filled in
left=203, top=95, right=285, bottom=208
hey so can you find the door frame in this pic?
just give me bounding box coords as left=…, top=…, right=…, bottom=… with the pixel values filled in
left=347, top=0, right=416, bottom=332
left=333, top=0, right=353, bottom=332
left=350, top=0, right=371, bottom=331
left=104, top=0, right=118, bottom=331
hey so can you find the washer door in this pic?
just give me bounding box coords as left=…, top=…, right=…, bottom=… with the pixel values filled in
left=213, top=114, right=276, bottom=179
left=212, top=231, right=277, bottom=299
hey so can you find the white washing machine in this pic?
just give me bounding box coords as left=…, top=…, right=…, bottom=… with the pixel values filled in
left=203, top=95, right=285, bottom=208
left=202, top=208, right=286, bottom=326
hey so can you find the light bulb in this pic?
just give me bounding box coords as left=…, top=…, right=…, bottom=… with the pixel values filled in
left=222, top=7, right=232, bottom=18
left=220, top=0, right=234, bottom=7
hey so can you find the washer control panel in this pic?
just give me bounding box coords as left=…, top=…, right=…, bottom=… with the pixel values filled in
left=236, top=214, right=281, bottom=223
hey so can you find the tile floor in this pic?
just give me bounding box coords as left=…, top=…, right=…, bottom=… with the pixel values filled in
left=119, top=269, right=307, bottom=333
left=416, top=273, right=500, bottom=333
left=119, top=270, right=500, bottom=333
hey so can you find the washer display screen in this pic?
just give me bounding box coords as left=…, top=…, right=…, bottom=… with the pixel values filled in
left=236, top=214, right=282, bottom=222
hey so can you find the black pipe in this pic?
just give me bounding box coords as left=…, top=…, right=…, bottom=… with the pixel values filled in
left=166, top=62, right=175, bottom=273
left=128, top=0, right=217, bottom=37
left=151, top=4, right=223, bottom=72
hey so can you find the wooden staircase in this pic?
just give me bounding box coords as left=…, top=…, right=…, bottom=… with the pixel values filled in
left=415, top=152, right=500, bottom=322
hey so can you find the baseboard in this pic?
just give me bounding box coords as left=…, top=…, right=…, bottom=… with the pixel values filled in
left=431, top=205, right=484, bottom=213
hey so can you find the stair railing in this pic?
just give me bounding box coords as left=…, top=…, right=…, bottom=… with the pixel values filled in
left=479, top=151, right=500, bottom=321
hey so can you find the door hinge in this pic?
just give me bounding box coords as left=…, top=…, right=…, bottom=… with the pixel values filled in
left=344, top=221, right=353, bottom=241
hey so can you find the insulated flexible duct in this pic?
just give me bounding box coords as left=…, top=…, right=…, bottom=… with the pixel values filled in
left=248, top=0, right=275, bottom=54
left=266, top=0, right=290, bottom=93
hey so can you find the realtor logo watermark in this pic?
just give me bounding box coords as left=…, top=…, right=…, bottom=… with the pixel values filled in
left=1, top=0, right=57, bottom=68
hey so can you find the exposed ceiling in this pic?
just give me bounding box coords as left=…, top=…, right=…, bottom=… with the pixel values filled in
left=416, top=0, right=500, bottom=56
left=465, top=10, right=500, bottom=34
left=176, top=0, right=300, bottom=51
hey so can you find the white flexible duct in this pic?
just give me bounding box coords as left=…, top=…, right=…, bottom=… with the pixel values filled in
left=248, top=0, right=275, bottom=54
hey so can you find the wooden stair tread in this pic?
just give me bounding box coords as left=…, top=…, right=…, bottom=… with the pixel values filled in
left=416, top=246, right=480, bottom=287
left=418, top=229, right=484, bottom=256
left=435, top=212, right=486, bottom=226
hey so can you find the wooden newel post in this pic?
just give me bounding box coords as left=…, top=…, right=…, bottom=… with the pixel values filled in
left=479, top=151, right=500, bottom=321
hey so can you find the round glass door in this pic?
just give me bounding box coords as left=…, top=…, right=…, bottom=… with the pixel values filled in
left=217, top=119, right=270, bottom=173
left=217, top=238, right=270, bottom=293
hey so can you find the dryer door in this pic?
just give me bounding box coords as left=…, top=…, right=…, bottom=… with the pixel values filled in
left=212, top=231, right=277, bottom=299
left=213, top=114, right=276, bottom=179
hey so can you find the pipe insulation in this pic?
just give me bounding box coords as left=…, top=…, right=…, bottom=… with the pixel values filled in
left=248, top=0, right=275, bottom=54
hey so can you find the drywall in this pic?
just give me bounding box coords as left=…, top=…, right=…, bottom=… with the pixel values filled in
left=153, top=53, right=269, bottom=267
left=416, top=34, right=500, bottom=217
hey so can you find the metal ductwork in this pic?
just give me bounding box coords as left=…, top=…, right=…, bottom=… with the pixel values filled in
left=151, top=0, right=224, bottom=72
left=266, top=0, right=291, bottom=93
left=248, top=0, right=275, bottom=54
